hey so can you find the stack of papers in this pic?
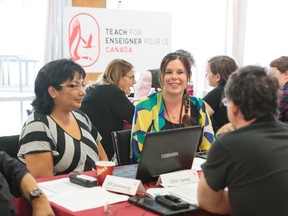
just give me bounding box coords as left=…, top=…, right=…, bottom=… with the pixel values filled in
left=38, top=178, right=128, bottom=212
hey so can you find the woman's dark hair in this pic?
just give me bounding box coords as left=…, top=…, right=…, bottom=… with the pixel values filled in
left=32, top=59, right=85, bottom=114
left=208, top=55, right=238, bottom=86
left=269, top=56, right=288, bottom=73
left=159, top=52, right=192, bottom=127
left=225, top=65, right=279, bottom=121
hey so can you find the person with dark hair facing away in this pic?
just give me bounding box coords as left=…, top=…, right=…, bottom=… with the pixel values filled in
left=80, top=59, right=136, bottom=160
left=198, top=65, right=288, bottom=215
left=0, top=151, right=54, bottom=216
left=269, top=56, right=288, bottom=122
left=203, top=55, right=239, bottom=133
left=131, top=52, right=214, bottom=162
left=18, top=59, right=108, bottom=178
left=134, top=49, right=195, bottom=101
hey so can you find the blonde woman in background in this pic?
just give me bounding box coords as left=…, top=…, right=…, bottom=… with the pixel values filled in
left=80, top=59, right=136, bottom=160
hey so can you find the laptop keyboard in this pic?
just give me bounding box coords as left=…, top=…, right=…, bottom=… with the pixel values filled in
left=113, top=164, right=138, bottom=179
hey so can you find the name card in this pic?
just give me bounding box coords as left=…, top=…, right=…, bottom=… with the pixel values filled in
left=102, top=175, right=145, bottom=196
left=156, top=169, right=199, bottom=187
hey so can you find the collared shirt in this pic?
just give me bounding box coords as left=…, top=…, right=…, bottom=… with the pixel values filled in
left=134, top=70, right=154, bottom=101
left=134, top=70, right=162, bottom=101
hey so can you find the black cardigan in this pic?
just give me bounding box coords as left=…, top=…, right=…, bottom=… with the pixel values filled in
left=80, top=84, right=135, bottom=160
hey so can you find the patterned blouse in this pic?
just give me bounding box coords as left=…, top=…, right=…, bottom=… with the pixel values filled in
left=18, top=110, right=101, bottom=175
left=131, top=91, right=215, bottom=161
left=279, top=82, right=288, bottom=122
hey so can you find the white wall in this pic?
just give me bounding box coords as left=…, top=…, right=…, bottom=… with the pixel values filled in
left=107, top=0, right=288, bottom=97
left=107, top=0, right=229, bottom=97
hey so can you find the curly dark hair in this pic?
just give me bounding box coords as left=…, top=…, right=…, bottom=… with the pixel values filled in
left=224, top=65, right=279, bottom=121
left=32, top=59, right=85, bottom=114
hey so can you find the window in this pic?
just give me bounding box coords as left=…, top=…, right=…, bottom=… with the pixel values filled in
left=0, top=0, right=48, bottom=136
left=244, top=0, right=288, bottom=66
left=0, top=0, right=47, bottom=60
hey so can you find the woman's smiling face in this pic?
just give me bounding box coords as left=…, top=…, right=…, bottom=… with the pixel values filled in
left=162, top=59, right=188, bottom=96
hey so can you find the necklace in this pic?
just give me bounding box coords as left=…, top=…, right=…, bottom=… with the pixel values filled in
left=170, top=111, right=177, bottom=120
left=163, top=100, right=183, bottom=125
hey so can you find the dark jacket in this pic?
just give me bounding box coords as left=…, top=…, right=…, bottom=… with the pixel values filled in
left=0, top=151, right=29, bottom=216
left=80, top=84, right=135, bottom=160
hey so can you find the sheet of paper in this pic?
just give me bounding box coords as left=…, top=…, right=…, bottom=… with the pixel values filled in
left=146, top=187, right=170, bottom=198
left=146, top=182, right=199, bottom=206
left=166, top=183, right=199, bottom=205
left=192, top=157, right=206, bottom=171
left=38, top=178, right=128, bottom=212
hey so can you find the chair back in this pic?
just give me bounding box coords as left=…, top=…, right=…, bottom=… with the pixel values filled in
left=0, top=135, right=20, bottom=158
left=111, top=129, right=131, bottom=166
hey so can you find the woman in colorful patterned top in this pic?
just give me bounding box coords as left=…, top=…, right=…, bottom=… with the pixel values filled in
left=131, top=52, right=215, bottom=161
left=269, top=56, right=288, bottom=122
left=18, top=59, right=108, bottom=178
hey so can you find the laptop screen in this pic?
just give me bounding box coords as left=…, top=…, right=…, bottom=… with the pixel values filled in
left=136, top=125, right=203, bottom=183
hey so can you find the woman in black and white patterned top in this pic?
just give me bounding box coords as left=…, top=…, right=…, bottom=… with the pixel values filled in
left=18, top=59, right=108, bottom=178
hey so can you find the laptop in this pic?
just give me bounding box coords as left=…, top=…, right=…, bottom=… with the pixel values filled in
left=113, top=125, right=203, bottom=183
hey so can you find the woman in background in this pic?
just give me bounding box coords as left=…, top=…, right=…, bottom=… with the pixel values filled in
left=131, top=52, right=214, bottom=162
left=80, top=59, right=136, bottom=160
left=203, top=55, right=238, bottom=133
left=269, top=56, right=288, bottom=122
left=18, top=59, right=108, bottom=178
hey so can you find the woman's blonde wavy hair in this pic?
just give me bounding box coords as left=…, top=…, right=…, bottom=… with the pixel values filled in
left=87, top=59, right=133, bottom=88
